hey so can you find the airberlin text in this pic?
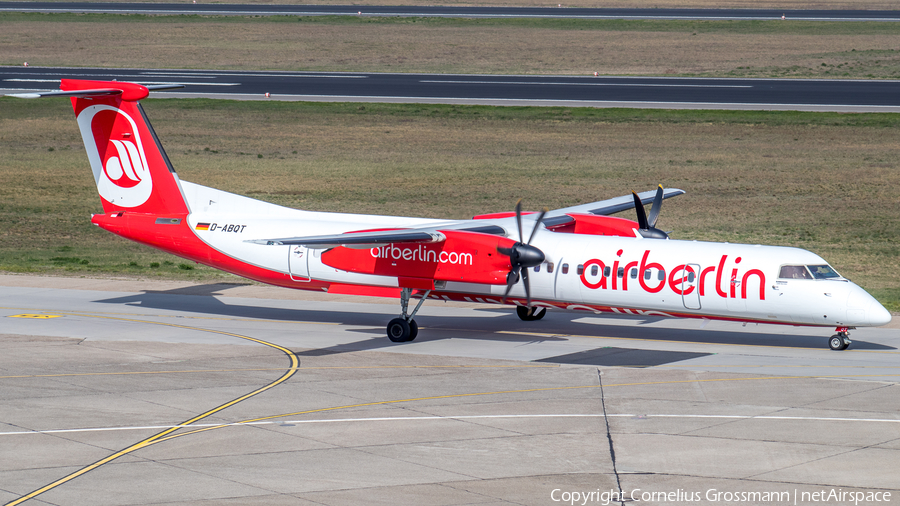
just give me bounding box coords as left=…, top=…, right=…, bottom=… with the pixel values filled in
left=370, top=244, right=473, bottom=265
left=580, top=249, right=766, bottom=301
left=550, top=487, right=890, bottom=505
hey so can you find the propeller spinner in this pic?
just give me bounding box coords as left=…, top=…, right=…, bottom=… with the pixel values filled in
left=632, top=185, right=670, bottom=239
left=499, top=201, right=547, bottom=306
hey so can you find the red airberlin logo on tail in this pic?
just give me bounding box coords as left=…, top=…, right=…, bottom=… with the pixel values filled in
left=77, top=105, right=153, bottom=207
left=103, top=138, right=144, bottom=188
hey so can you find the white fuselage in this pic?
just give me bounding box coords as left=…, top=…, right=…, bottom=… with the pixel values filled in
left=182, top=181, right=891, bottom=329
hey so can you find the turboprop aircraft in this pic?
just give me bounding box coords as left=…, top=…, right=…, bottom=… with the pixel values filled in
left=9, top=79, right=891, bottom=350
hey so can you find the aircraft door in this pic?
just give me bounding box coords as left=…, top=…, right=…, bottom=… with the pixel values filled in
left=288, top=245, right=311, bottom=282
left=681, top=263, right=701, bottom=310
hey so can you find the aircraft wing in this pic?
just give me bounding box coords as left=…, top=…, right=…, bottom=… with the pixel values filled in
left=247, top=224, right=506, bottom=249
left=541, top=187, right=684, bottom=227
left=248, top=187, right=683, bottom=248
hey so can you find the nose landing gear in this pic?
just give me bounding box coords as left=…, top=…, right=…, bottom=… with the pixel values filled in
left=387, top=288, right=430, bottom=342
left=828, top=327, right=852, bottom=351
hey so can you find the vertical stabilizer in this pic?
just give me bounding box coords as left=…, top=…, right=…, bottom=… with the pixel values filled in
left=62, top=79, right=189, bottom=215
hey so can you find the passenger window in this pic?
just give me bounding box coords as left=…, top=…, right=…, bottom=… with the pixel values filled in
left=779, top=265, right=813, bottom=280
left=688, top=272, right=695, bottom=282
left=591, top=265, right=598, bottom=276
left=547, top=263, right=554, bottom=273
left=643, top=270, right=651, bottom=280
left=534, top=264, right=540, bottom=272
left=577, top=264, right=584, bottom=275
left=562, top=263, right=569, bottom=274
left=604, top=266, right=611, bottom=277
left=630, top=268, right=637, bottom=279
left=658, top=270, right=665, bottom=281
left=617, top=267, right=624, bottom=278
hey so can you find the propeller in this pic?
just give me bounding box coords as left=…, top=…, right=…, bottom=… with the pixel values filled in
left=499, top=201, right=547, bottom=306
left=632, top=185, right=670, bottom=239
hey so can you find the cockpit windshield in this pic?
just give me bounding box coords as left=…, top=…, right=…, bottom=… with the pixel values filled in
left=778, top=264, right=841, bottom=280
left=808, top=264, right=841, bottom=279
left=779, top=265, right=812, bottom=279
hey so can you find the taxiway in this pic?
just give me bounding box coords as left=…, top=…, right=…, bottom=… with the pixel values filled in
left=1, top=276, right=898, bottom=505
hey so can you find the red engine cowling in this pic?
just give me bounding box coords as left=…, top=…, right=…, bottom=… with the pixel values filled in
left=548, top=213, right=639, bottom=238
left=321, top=229, right=516, bottom=286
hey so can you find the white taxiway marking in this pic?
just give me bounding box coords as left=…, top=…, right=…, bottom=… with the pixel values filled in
left=3, top=71, right=366, bottom=80
left=420, top=80, right=753, bottom=88
left=3, top=413, right=899, bottom=437
left=139, top=72, right=367, bottom=79
left=4, top=78, right=239, bottom=86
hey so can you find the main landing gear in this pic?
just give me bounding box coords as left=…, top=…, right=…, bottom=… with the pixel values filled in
left=387, top=288, right=431, bottom=343
left=829, top=327, right=852, bottom=351
left=516, top=305, right=547, bottom=321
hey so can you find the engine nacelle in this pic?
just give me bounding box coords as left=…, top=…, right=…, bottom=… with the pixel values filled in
left=321, top=230, right=515, bottom=286
left=547, top=213, right=640, bottom=238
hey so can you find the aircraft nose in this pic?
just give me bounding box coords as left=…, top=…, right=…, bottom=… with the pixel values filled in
left=846, top=284, right=892, bottom=327
left=868, top=299, right=893, bottom=327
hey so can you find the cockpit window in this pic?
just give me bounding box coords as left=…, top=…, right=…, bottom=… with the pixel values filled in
left=808, top=264, right=840, bottom=279
left=779, top=265, right=813, bottom=280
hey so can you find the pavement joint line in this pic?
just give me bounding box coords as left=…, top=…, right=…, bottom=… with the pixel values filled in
left=5, top=413, right=899, bottom=438
left=597, top=370, right=624, bottom=504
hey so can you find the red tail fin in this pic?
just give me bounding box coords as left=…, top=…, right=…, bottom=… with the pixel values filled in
left=63, top=79, right=189, bottom=215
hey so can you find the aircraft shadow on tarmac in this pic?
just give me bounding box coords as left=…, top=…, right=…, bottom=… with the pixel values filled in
left=93, top=285, right=894, bottom=354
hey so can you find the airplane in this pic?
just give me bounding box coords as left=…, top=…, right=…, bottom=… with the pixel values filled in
left=8, top=79, right=891, bottom=351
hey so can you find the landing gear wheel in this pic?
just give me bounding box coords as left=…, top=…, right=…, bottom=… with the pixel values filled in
left=387, top=318, right=411, bottom=343
left=829, top=334, right=850, bottom=351
left=388, top=287, right=430, bottom=343
left=407, top=319, right=418, bottom=342
left=516, top=305, right=547, bottom=321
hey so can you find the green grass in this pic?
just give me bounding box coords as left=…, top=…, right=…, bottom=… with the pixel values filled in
left=1, top=97, right=898, bottom=311
left=3, top=12, right=900, bottom=78
left=5, top=12, right=900, bottom=35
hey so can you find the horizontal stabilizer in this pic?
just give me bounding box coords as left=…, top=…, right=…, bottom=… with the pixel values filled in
left=6, top=83, right=184, bottom=100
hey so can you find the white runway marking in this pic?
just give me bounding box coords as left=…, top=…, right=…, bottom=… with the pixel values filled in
left=4, top=78, right=239, bottom=86
left=4, top=413, right=899, bottom=437
left=421, top=80, right=753, bottom=88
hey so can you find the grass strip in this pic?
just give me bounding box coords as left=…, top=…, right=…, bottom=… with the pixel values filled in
left=3, top=13, right=900, bottom=78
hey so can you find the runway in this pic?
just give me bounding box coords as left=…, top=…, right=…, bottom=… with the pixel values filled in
left=5, top=66, right=900, bottom=112
left=1, top=276, right=898, bottom=505
left=3, top=2, right=900, bottom=21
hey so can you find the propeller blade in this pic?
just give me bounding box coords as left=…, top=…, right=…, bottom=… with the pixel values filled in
left=515, top=199, right=524, bottom=244
left=501, top=200, right=548, bottom=305
left=502, top=266, right=520, bottom=304
left=521, top=268, right=532, bottom=307
left=647, top=184, right=664, bottom=229
left=632, top=191, right=649, bottom=230
left=525, top=207, right=548, bottom=245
